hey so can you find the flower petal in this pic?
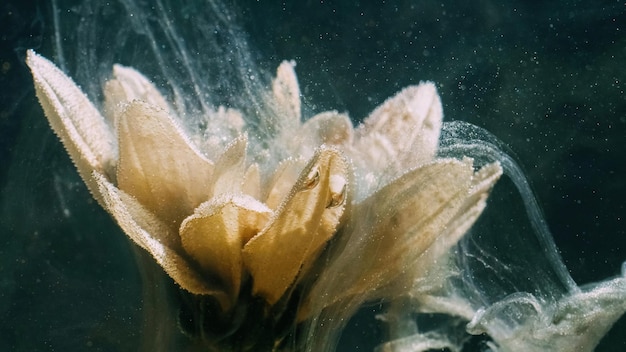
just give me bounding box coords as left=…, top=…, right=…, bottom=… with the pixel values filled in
left=411, top=162, right=502, bottom=279
left=303, top=159, right=490, bottom=316
left=295, top=111, right=354, bottom=156
left=242, top=163, right=261, bottom=200
left=353, top=82, right=443, bottom=174
left=211, top=134, right=247, bottom=196
left=272, top=60, right=301, bottom=128
left=116, top=101, right=214, bottom=229
left=94, top=172, right=229, bottom=307
left=264, top=158, right=306, bottom=210
left=180, top=194, right=271, bottom=299
left=196, top=107, right=247, bottom=160
left=26, top=50, right=117, bottom=200
left=355, top=159, right=475, bottom=290
left=103, top=64, right=170, bottom=124
left=242, top=147, right=349, bottom=304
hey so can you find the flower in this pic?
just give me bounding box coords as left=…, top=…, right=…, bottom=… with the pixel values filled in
left=26, top=49, right=502, bottom=349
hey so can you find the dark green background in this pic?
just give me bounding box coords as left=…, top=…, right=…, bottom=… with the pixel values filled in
left=1, top=0, right=625, bottom=350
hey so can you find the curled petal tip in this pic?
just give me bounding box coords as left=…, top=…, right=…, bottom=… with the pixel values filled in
left=26, top=49, right=117, bottom=200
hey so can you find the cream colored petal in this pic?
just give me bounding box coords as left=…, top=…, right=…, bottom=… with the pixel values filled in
left=103, top=64, right=170, bottom=124
left=354, top=82, right=443, bottom=171
left=303, top=159, right=482, bottom=315
left=194, top=107, right=247, bottom=160
left=94, top=172, right=229, bottom=308
left=180, top=194, right=271, bottom=299
left=397, top=161, right=503, bottom=278
left=297, top=111, right=354, bottom=151
left=242, top=163, right=261, bottom=200
left=211, top=134, right=247, bottom=196
left=26, top=50, right=116, bottom=200
left=264, top=158, right=306, bottom=210
left=116, top=101, right=214, bottom=229
left=357, top=159, right=472, bottom=281
left=217, top=106, right=246, bottom=133
left=242, top=147, right=349, bottom=304
left=272, top=60, right=301, bottom=127
left=383, top=160, right=475, bottom=260
left=439, top=162, right=502, bottom=246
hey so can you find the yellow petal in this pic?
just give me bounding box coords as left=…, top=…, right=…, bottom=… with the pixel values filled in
left=94, top=172, right=229, bottom=307
left=26, top=50, right=116, bottom=201
left=116, top=101, right=213, bottom=229
left=180, top=194, right=271, bottom=299
left=242, top=147, right=349, bottom=304
left=103, top=64, right=170, bottom=124
left=297, top=171, right=351, bottom=281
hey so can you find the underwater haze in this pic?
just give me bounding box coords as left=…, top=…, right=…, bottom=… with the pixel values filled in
left=1, top=0, right=626, bottom=351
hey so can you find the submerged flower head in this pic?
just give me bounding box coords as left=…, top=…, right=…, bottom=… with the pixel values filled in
left=27, top=49, right=502, bottom=350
